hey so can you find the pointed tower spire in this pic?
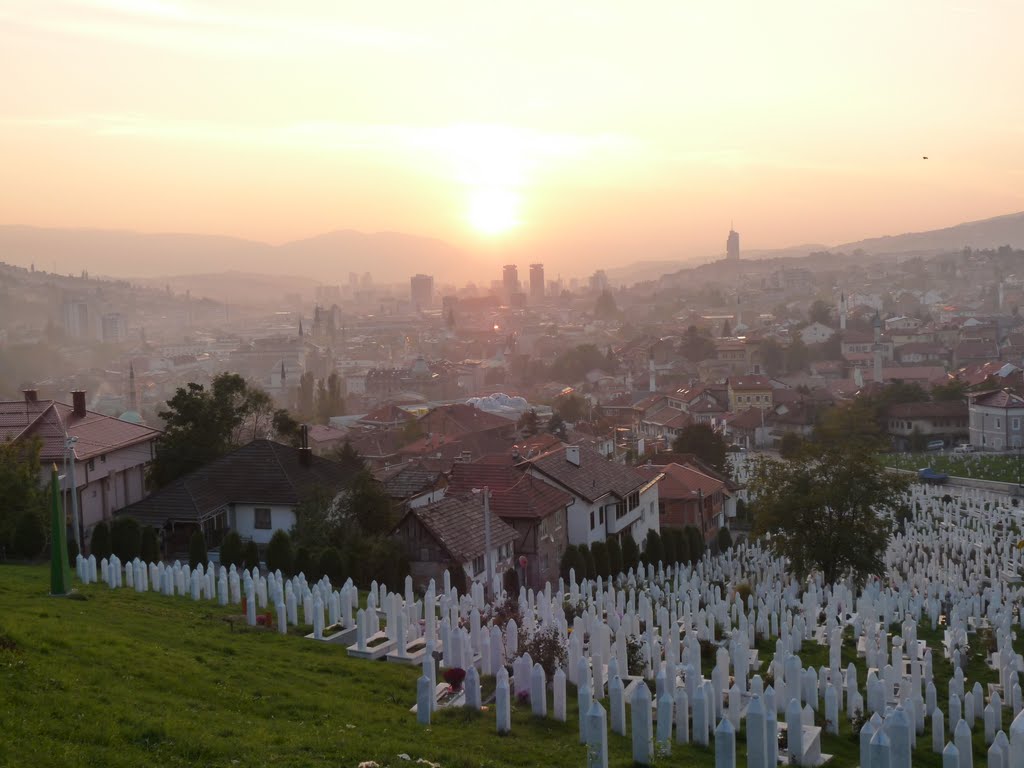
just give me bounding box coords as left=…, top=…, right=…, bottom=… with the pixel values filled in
left=298, top=317, right=304, bottom=338
left=128, top=362, right=137, bottom=412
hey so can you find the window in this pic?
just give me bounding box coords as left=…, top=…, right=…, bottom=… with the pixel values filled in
left=100, top=454, right=107, bottom=463
left=472, top=555, right=485, bottom=575
left=254, top=507, right=272, bottom=529
left=590, top=511, right=595, bottom=529
left=87, top=459, right=95, bottom=471
left=1014, top=418, right=1020, bottom=431
left=419, top=547, right=429, bottom=561
left=599, top=508, right=604, bottom=525
left=997, top=418, right=1002, bottom=429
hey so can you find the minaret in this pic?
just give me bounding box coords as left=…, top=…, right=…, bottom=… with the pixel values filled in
left=839, top=292, right=847, bottom=331
left=128, top=362, right=137, bottom=412
left=872, top=312, right=883, bottom=384
left=999, top=282, right=1005, bottom=311
left=736, top=294, right=742, bottom=330
left=298, top=317, right=304, bottom=338
left=648, top=349, right=656, bottom=392
left=280, top=360, right=286, bottom=385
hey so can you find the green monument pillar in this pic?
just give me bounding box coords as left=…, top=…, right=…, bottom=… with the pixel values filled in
left=50, top=464, right=72, bottom=596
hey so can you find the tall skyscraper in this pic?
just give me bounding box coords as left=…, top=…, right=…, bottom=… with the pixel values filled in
left=726, top=227, right=740, bottom=261
left=410, top=274, right=434, bottom=311
left=529, top=263, right=545, bottom=302
left=502, top=264, right=519, bottom=298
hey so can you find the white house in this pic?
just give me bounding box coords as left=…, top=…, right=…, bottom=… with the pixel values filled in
left=968, top=389, right=1024, bottom=450
left=117, top=439, right=358, bottom=553
left=518, top=444, right=661, bottom=548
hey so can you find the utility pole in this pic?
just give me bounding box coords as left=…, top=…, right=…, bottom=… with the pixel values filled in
left=482, top=486, right=492, bottom=602
left=65, top=436, right=81, bottom=551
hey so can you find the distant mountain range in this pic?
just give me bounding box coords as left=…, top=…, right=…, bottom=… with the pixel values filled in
left=0, top=226, right=464, bottom=286
left=1, top=210, right=1023, bottom=292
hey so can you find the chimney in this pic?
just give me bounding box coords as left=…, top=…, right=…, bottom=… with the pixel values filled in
left=22, top=389, right=38, bottom=403
left=565, top=445, right=580, bottom=466
left=298, top=424, right=313, bottom=466
left=71, top=390, right=87, bottom=418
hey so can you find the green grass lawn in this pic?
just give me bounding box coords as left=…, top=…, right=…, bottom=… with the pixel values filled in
left=0, top=565, right=1009, bottom=767
left=883, top=451, right=1024, bottom=485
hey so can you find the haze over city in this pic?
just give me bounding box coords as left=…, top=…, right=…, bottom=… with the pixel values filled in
left=2, top=1, right=1024, bottom=281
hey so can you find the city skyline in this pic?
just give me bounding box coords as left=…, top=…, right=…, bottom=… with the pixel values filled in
left=1, top=1, right=1023, bottom=279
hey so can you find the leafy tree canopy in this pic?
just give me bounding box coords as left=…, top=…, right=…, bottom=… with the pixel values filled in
left=749, top=444, right=908, bottom=586
left=672, top=423, right=728, bottom=476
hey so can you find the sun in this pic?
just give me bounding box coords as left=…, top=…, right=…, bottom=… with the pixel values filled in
left=466, top=186, right=520, bottom=236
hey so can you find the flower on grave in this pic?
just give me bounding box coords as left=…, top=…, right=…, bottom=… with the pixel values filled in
left=516, top=689, right=530, bottom=705
left=443, top=667, right=466, bottom=692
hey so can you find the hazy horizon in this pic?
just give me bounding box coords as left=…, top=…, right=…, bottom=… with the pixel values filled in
left=2, top=1, right=1023, bottom=277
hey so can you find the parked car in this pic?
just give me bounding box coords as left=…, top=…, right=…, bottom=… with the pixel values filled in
left=926, top=440, right=945, bottom=451
left=953, top=444, right=975, bottom=454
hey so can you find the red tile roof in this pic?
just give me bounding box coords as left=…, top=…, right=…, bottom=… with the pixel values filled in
left=401, top=493, right=518, bottom=563
left=447, top=459, right=572, bottom=520
left=0, top=399, right=160, bottom=462
left=521, top=444, right=652, bottom=503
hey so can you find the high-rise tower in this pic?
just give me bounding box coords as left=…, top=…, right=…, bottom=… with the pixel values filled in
left=726, top=227, right=740, bottom=261
left=529, top=263, right=545, bottom=302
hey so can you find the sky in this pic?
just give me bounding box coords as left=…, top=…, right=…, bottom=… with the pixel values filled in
left=2, top=0, right=1023, bottom=278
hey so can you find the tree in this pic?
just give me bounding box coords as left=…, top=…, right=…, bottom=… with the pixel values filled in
left=547, top=413, right=567, bottom=441
left=297, top=371, right=315, bottom=419
left=554, top=393, right=588, bottom=422
left=808, top=300, right=834, bottom=325
left=13, top=510, right=46, bottom=558
left=188, top=529, right=207, bottom=570
left=330, top=440, right=366, bottom=475
left=90, top=521, right=112, bottom=560
left=681, top=326, right=717, bottom=363
left=643, top=530, right=664, bottom=566
left=662, top=527, right=677, bottom=565
left=266, top=529, right=294, bottom=575
left=759, top=338, right=785, bottom=378
left=140, top=525, right=160, bottom=563
left=243, top=540, right=260, bottom=571
left=549, top=344, right=609, bottom=383
left=341, top=470, right=392, bottom=535
left=517, top=409, right=539, bottom=437
left=110, top=517, right=142, bottom=562
left=272, top=409, right=303, bottom=447
left=151, top=373, right=277, bottom=489
left=591, top=541, right=610, bottom=579
left=669, top=528, right=688, bottom=565
left=219, top=531, right=243, bottom=569
left=621, top=534, right=641, bottom=572
left=683, top=526, right=703, bottom=564
left=749, top=444, right=909, bottom=586
left=932, top=379, right=968, bottom=402
left=606, top=536, right=623, bottom=576
left=560, top=544, right=584, bottom=581
left=716, top=526, right=733, bottom=552
left=594, top=289, right=618, bottom=320
left=778, top=431, right=805, bottom=459
left=0, top=437, right=46, bottom=555
left=785, top=336, right=809, bottom=373
left=293, top=547, right=313, bottom=578
left=581, top=545, right=596, bottom=580
left=672, top=423, right=728, bottom=475
left=317, top=546, right=345, bottom=584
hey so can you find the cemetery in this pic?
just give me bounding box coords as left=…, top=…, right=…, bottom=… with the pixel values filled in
left=5, top=480, right=1024, bottom=766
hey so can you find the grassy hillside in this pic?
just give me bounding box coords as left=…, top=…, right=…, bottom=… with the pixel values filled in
left=0, top=565, right=1000, bottom=767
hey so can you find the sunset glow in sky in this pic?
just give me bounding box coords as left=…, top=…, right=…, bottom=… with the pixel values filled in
left=2, top=1, right=1023, bottom=274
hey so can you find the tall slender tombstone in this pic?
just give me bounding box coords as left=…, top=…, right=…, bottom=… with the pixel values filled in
left=417, top=676, right=432, bottom=726
left=716, top=716, right=736, bottom=768
left=656, top=693, right=673, bottom=756
left=934, top=708, right=946, bottom=754
left=496, top=670, right=511, bottom=734
left=870, top=726, right=892, bottom=768
left=586, top=701, right=608, bottom=768
left=944, top=742, right=961, bottom=768
left=746, top=694, right=768, bottom=768
left=609, top=675, right=626, bottom=736
left=631, top=681, right=653, bottom=766
left=674, top=686, right=690, bottom=745
left=954, top=718, right=973, bottom=768
left=531, top=663, right=547, bottom=717
left=464, top=665, right=481, bottom=711
left=578, top=680, right=593, bottom=744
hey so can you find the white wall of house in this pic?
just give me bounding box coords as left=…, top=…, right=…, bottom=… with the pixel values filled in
left=408, top=487, right=446, bottom=509
left=231, top=503, right=297, bottom=544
